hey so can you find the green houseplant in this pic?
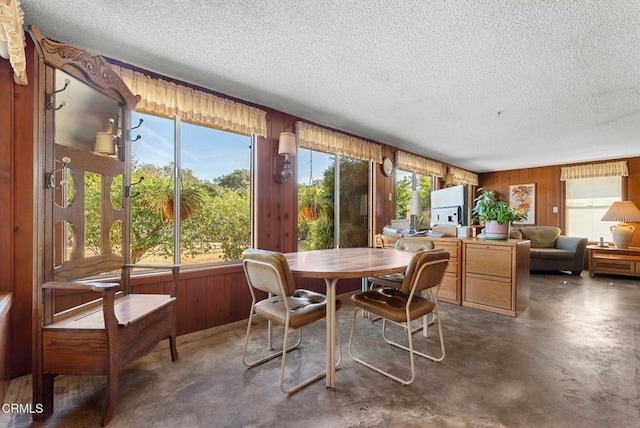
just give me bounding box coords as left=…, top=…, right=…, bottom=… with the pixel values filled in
left=472, top=188, right=524, bottom=239
left=152, top=186, right=205, bottom=221
left=298, top=185, right=326, bottom=221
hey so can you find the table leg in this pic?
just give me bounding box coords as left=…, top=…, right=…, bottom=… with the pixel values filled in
left=325, top=278, right=339, bottom=389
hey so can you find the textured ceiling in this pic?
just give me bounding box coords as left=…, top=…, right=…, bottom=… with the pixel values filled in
left=19, top=0, right=640, bottom=172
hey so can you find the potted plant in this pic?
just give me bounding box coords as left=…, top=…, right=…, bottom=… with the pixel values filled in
left=299, top=185, right=325, bottom=221
left=152, top=186, right=205, bottom=221
left=472, top=188, right=524, bottom=239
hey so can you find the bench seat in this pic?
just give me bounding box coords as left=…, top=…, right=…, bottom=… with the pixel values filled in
left=45, top=294, right=176, bottom=330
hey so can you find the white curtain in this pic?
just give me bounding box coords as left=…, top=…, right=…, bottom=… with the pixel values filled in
left=395, top=150, right=445, bottom=177
left=560, top=160, right=628, bottom=180
left=449, top=166, right=479, bottom=186
left=110, top=64, right=267, bottom=137
left=295, top=121, right=382, bottom=163
left=0, top=0, right=27, bottom=85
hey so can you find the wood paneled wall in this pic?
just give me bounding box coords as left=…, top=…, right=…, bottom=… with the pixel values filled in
left=0, top=42, right=36, bottom=378
left=4, top=38, right=639, bottom=380
left=478, top=157, right=640, bottom=246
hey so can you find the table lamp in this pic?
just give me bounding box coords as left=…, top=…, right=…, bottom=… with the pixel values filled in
left=601, top=201, right=640, bottom=249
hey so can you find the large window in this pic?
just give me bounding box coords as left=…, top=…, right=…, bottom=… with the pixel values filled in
left=566, top=176, right=622, bottom=241
left=297, top=148, right=370, bottom=250
left=396, top=170, right=433, bottom=230
left=129, top=111, right=252, bottom=265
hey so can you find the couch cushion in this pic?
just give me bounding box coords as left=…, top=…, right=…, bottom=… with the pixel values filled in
left=520, top=227, right=561, bottom=248
left=509, top=228, right=523, bottom=239
left=536, top=248, right=574, bottom=260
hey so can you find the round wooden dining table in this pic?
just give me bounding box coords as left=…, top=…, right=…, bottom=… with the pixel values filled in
left=283, top=247, right=415, bottom=389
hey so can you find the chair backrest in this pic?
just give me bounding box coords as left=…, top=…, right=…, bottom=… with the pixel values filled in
left=401, top=250, right=450, bottom=295
left=379, top=234, right=400, bottom=248
left=241, top=249, right=296, bottom=297
left=395, top=237, right=434, bottom=252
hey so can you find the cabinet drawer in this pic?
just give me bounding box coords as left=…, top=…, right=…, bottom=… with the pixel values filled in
left=437, top=273, right=457, bottom=302
left=445, top=260, right=458, bottom=275
left=434, top=241, right=459, bottom=259
left=464, top=274, right=511, bottom=310
left=593, top=258, right=635, bottom=275
left=465, top=245, right=512, bottom=278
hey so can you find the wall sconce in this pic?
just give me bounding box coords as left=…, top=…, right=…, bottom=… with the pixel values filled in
left=274, top=132, right=296, bottom=183
left=601, top=201, right=640, bottom=249
left=410, top=190, right=422, bottom=232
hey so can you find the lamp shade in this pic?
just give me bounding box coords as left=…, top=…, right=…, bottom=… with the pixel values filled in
left=278, top=132, right=296, bottom=156
left=410, top=190, right=422, bottom=215
left=601, top=201, right=640, bottom=249
left=94, top=132, right=116, bottom=154
left=601, top=201, right=640, bottom=222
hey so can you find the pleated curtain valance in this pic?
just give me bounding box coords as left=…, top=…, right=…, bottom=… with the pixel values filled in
left=560, top=160, right=628, bottom=181
left=395, top=151, right=446, bottom=178
left=0, top=0, right=27, bottom=85
left=295, top=121, right=383, bottom=163
left=110, top=64, right=268, bottom=137
left=449, top=166, right=479, bottom=186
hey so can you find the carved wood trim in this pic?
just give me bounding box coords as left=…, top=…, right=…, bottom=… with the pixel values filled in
left=28, top=25, right=139, bottom=109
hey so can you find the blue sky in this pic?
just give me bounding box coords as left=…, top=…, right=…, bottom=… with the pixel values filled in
left=132, top=112, right=335, bottom=184
left=132, top=112, right=251, bottom=182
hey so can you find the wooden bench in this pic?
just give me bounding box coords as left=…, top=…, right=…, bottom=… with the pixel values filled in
left=39, top=265, right=179, bottom=426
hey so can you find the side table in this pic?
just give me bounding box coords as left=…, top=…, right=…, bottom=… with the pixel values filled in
left=587, top=245, right=640, bottom=277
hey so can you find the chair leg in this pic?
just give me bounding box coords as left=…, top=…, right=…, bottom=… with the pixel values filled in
left=349, top=308, right=415, bottom=385
left=382, top=302, right=445, bottom=362
left=280, top=314, right=341, bottom=394
left=242, top=307, right=302, bottom=368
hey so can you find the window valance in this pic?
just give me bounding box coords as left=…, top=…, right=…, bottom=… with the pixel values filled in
left=560, top=160, right=628, bottom=181
left=110, top=64, right=267, bottom=137
left=0, top=0, right=27, bottom=85
left=449, top=166, right=479, bottom=186
left=395, top=151, right=445, bottom=177
left=295, top=122, right=382, bottom=163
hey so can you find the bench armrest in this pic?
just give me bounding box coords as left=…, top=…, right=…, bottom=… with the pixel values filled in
left=42, top=281, right=120, bottom=292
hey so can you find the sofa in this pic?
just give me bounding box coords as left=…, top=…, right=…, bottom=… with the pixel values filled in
left=509, top=226, right=588, bottom=275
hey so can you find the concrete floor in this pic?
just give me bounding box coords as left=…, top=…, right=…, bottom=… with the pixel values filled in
left=3, top=272, right=639, bottom=427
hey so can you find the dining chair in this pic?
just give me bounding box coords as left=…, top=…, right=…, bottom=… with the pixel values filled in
left=367, top=237, right=436, bottom=289
left=349, top=250, right=449, bottom=385
left=367, top=238, right=440, bottom=333
left=241, top=248, right=341, bottom=394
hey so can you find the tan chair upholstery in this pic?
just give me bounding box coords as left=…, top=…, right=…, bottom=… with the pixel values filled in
left=367, top=237, right=436, bottom=289
left=349, top=250, right=450, bottom=385
left=241, top=248, right=341, bottom=394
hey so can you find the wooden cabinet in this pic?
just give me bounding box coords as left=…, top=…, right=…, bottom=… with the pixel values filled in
left=462, top=239, right=530, bottom=317
left=430, top=238, right=462, bottom=304
left=588, top=245, right=640, bottom=277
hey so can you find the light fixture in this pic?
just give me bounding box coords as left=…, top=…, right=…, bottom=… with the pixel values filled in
left=93, top=119, right=117, bottom=155
left=601, top=201, right=640, bottom=249
left=410, top=190, right=422, bottom=232
left=274, top=132, right=296, bottom=183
